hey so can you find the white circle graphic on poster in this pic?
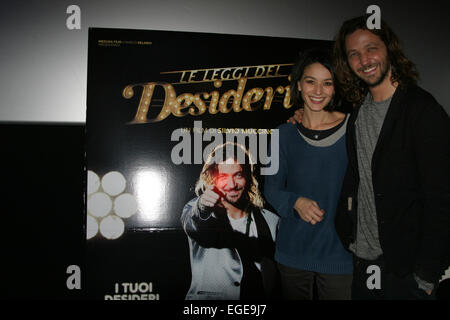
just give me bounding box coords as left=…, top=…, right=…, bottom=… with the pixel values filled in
left=87, top=170, right=100, bottom=195
left=114, top=193, right=138, bottom=218
left=87, top=192, right=112, bottom=217
left=101, top=171, right=126, bottom=196
left=86, top=215, right=99, bottom=239
left=99, top=215, right=125, bottom=240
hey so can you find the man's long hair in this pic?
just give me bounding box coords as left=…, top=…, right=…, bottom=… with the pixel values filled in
left=333, top=15, right=419, bottom=107
left=194, top=142, right=264, bottom=208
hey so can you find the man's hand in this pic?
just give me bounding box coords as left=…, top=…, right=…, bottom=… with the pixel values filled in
left=287, top=108, right=304, bottom=124
left=199, top=186, right=244, bottom=218
left=199, top=185, right=222, bottom=209
left=294, top=197, right=324, bottom=225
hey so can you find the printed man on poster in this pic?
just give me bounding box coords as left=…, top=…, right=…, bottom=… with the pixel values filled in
left=181, top=141, right=280, bottom=300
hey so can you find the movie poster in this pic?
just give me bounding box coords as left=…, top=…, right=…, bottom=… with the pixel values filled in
left=85, top=28, right=331, bottom=300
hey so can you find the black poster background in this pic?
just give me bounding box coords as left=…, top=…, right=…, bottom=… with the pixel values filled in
left=85, top=28, right=331, bottom=300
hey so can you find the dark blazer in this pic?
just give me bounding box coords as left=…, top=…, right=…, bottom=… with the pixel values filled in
left=335, top=84, right=450, bottom=283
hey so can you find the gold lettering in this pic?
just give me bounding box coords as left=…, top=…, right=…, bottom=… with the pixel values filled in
left=242, top=87, right=264, bottom=111
left=123, top=82, right=179, bottom=123
left=275, top=85, right=293, bottom=109
left=219, top=78, right=247, bottom=113
left=174, top=93, right=194, bottom=117
left=123, top=71, right=292, bottom=123
left=255, top=66, right=265, bottom=77
left=232, top=68, right=245, bottom=80
left=206, top=91, right=220, bottom=114
left=190, top=93, right=207, bottom=116
left=274, top=65, right=281, bottom=76
left=263, top=87, right=275, bottom=110
left=211, top=69, right=220, bottom=80
left=122, top=83, right=153, bottom=123
left=266, top=65, right=275, bottom=76
left=203, top=70, right=211, bottom=81
left=220, top=68, right=232, bottom=80
left=283, top=85, right=293, bottom=109
left=188, top=71, right=198, bottom=82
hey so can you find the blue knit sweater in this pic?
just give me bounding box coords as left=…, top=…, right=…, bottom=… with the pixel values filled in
left=264, top=123, right=353, bottom=274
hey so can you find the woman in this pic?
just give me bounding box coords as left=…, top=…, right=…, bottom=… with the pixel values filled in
left=264, top=48, right=353, bottom=300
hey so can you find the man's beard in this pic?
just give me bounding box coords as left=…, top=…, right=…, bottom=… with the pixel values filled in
left=224, top=188, right=247, bottom=209
left=364, top=59, right=391, bottom=88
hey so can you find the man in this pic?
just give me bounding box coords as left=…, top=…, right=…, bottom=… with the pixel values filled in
left=332, top=15, right=450, bottom=299
left=180, top=142, right=280, bottom=300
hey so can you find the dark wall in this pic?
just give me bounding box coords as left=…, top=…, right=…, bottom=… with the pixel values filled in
left=1, top=124, right=85, bottom=299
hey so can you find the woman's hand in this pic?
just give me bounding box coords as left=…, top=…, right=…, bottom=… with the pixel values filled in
left=294, top=197, right=324, bottom=225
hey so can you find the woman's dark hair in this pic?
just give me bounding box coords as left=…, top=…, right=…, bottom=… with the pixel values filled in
left=290, top=48, right=340, bottom=112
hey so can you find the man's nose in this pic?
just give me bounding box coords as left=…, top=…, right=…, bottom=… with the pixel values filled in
left=360, top=52, right=370, bottom=66
left=224, top=176, right=236, bottom=188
